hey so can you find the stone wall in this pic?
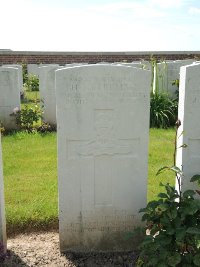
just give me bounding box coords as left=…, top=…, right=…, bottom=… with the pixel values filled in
left=0, top=51, right=200, bottom=65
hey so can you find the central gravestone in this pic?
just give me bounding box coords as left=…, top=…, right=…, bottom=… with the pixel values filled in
left=56, top=65, right=151, bottom=252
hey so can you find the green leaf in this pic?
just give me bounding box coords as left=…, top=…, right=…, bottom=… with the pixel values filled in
left=175, top=227, right=186, bottom=241
left=157, top=166, right=183, bottom=176
left=169, top=166, right=183, bottom=175
left=141, top=235, right=154, bottom=245
left=156, top=203, right=168, bottom=213
left=166, top=227, right=175, bottom=235
left=190, top=174, right=200, bottom=183
left=186, top=227, right=200, bottom=235
left=183, top=190, right=196, bottom=198
left=139, top=207, right=148, bottom=213
left=193, top=254, right=200, bottom=266
left=158, top=193, right=169, bottom=199
left=148, top=257, right=159, bottom=266
left=156, top=166, right=170, bottom=175
left=159, top=182, right=165, bottom=187
left=167, top=253, right=181, bottom=266
left=141, top=213, right=150, bottom=221
left=156, top=235, right=172, bottom=246
left=167, top=207, right=177, bottom=219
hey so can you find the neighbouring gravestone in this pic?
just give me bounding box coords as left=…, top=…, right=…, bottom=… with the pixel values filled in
left=3, top=64, right=23, bottom=93
left=112, top=62, right=152, bottom=72
left=0, top=134, right=6, bottom=254
left=39, top=65, right=60, bottom=126
left=0, top=67, right=20, bottom=129
left=56, top=64, right=151, bottom=252
left=65, top=63, right=88, bottom=66
left=156, top=59, right=195, bottom=98
left=27, top=64, right=40, bottom=76
left=176, top=63, right=200, bottom=192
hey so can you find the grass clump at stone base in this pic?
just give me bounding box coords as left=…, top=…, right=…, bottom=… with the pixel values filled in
left=1, top=128, right=175, bottom=236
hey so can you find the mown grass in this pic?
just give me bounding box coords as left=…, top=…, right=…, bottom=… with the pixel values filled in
left=1, top=128, right=176, bottom=235
left=2, top=131, right=57, bottom=235
left=148, top=128, right=175, bottom=200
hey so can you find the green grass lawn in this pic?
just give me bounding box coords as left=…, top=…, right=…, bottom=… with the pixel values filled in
left=148, top=128, right=175, bottom=200
left=2, top=132, right=57, bottom=235
left=1, top=128, right=176, bottom=235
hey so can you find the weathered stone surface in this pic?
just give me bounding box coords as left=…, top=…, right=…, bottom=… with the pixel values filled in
left=0, top=67, right=20, bottom=129
left=27, top=64, right=40, bottom=76
left=56, top=64, right=151, bottom=252
left=176, top=63, right=200, bottom=192
left=39, top=65, right=60, bottom=125
left=3, top=64, right=23, bottom=92
left=156, top=60, right=195, bottom=97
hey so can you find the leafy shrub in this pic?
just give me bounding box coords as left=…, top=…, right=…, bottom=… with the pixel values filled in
left=136, top=121, right=200, bottom=267
left=11, top=105, right=41, bottom=132
left=37, top=122, right=56, bottom=133
left=24, top=74, right=39, bottom=91
left=10, top=107, right=56, bottom=133
left=22, top=62, right=28, bottom=84
left=150, top=91, right=178, bottom=128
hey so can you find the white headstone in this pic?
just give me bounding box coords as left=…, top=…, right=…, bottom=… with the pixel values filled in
left=112, top=62, right=152, bottom=71
left=176, top=63, right=200, bottom=192
left=27, top=64, right=40, bottom=76
left=0, top=134, right=6, bottom=253
left=156, top=60, right=195, bottom=98
left=3, top=64, right=23, bottom=92
left=0, top=67, right=20, bottom=129
left=65, top=63, right=88, bottom=66
left=39, top=65, right=60, bottom=126
left=56, top=64, right=151, bottom=252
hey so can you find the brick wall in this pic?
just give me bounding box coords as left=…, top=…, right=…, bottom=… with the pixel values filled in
left=0, top=51, right=200, bottom=65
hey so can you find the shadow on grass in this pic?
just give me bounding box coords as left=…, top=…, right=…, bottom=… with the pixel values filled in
left=7, top=218, right=59, bottom=238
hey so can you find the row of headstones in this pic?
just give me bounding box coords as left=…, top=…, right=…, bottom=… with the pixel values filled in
left=1, top=63, right=200, bottom=252
left=155, top=59, right=200, bottom=98
left=0, top=59, right=199, bottom=129
left=31, top=59, right=199, bottom=127
left=0, top=62, right=150, bottom=129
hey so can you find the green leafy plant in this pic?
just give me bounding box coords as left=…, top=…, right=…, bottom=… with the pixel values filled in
left=150, top=91, right=178, bottom=128
left=37, top=122, right=56, bottom=133
left=24, top=74, right=39, bottom=91
left=136, top=121, right=200, bottom=267
left=22, top=62, right=28, bottom=85
left=172, top=79, right=180, bottom=101
left=11, top=105, right=42, bottom=132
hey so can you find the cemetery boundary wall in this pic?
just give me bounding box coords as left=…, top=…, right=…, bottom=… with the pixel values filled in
left=0, top=51, right=200, bottom=65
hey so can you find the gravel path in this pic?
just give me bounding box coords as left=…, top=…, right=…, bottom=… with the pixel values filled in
left=1, top=232, right=137, bottom=266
